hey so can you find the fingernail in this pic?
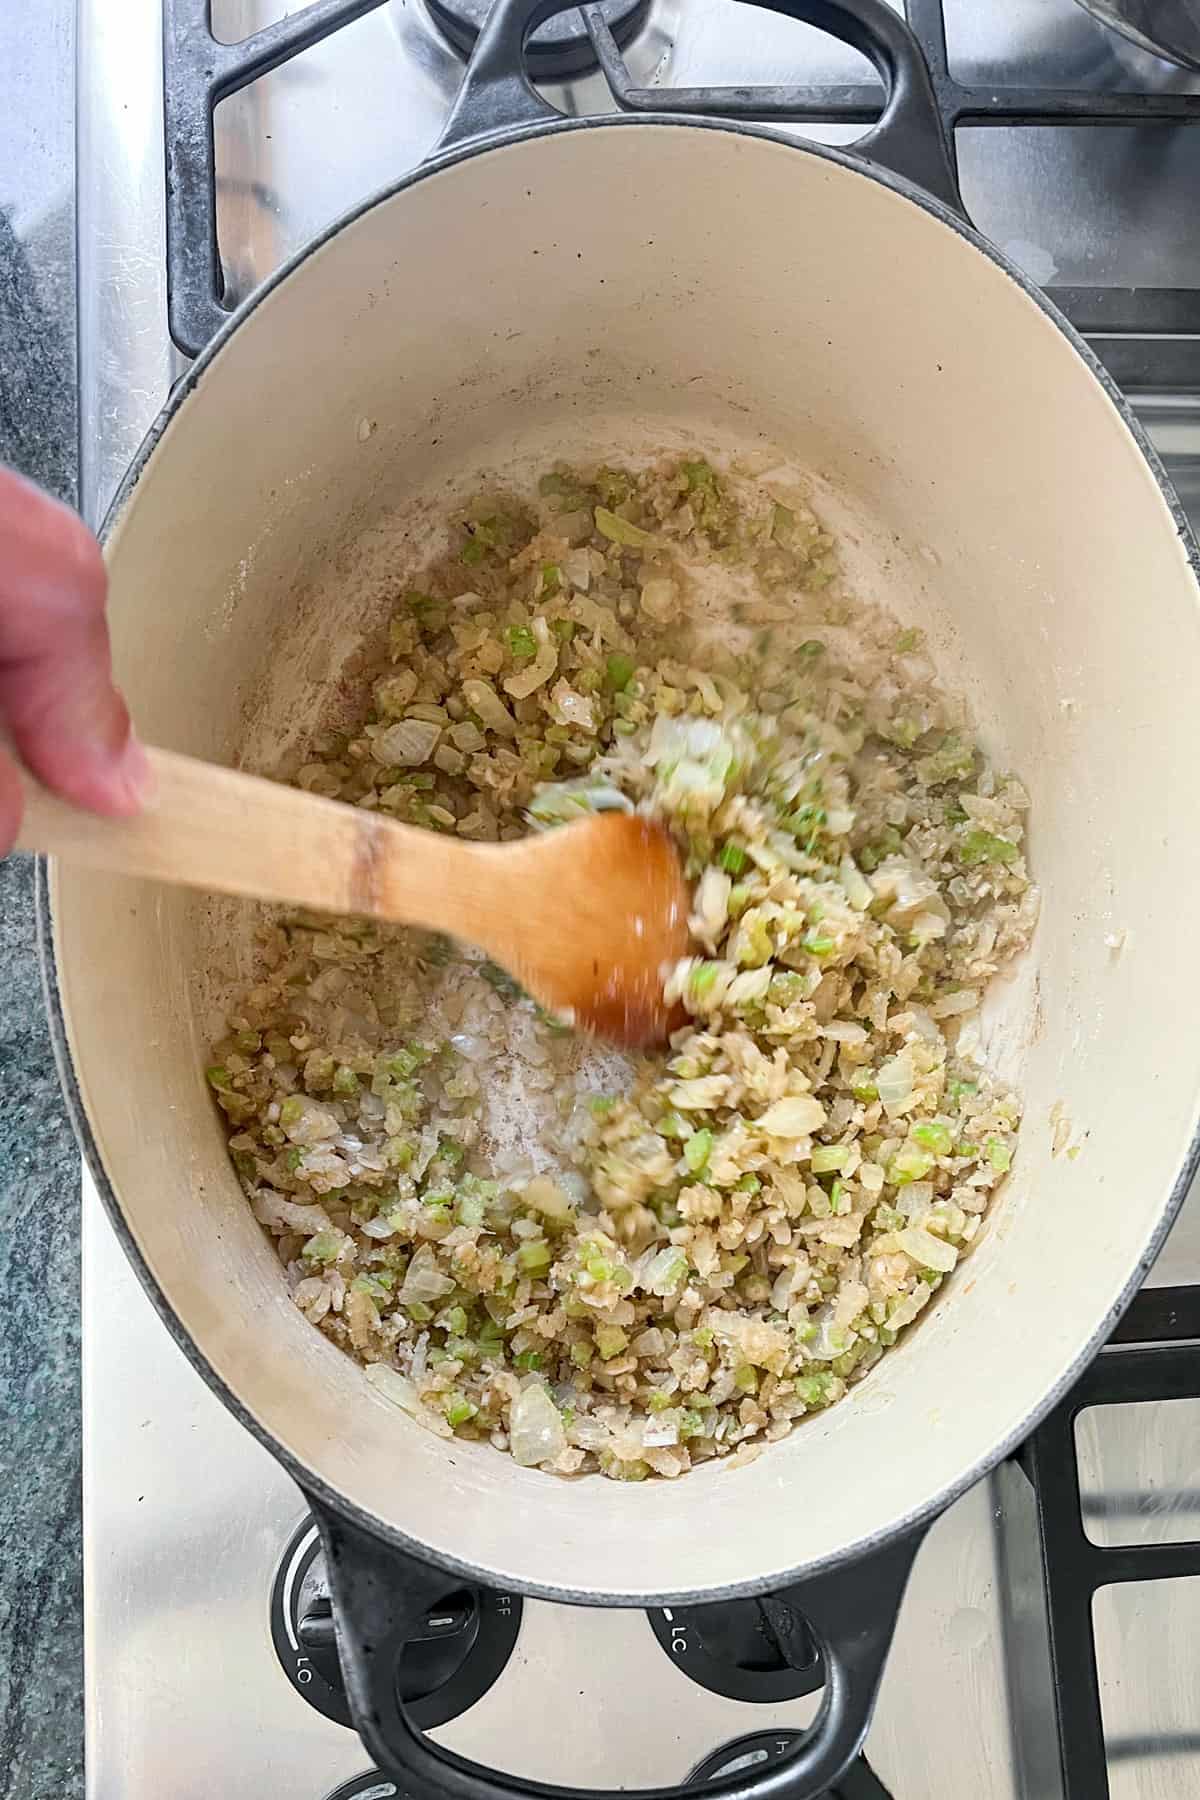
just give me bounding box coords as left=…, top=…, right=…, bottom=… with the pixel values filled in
left=115, top=731, right=156, bottom=811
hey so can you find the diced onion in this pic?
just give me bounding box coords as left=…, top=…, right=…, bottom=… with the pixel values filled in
left=364, top=1363, right=452, bottom=1437
left=504, top=617, right=558, bottom=699
left=897, top=1226, right=958, bottom=1273
left=757, top=1095, right=827, bottom=1137
left=375, top=718, right=441, bottom=766
left=510, top=1384, right=567, bottom=1467
left=461, top=679, right=518, bottom=737
left=877, top=1050, right=915, bottom=1117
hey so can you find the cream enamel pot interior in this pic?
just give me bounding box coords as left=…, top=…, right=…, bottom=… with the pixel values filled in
left=41, top=1, right=1200, bottom=1794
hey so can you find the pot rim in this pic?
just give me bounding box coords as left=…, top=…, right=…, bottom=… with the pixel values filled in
left=41, top=109, right=1200, bottom=1606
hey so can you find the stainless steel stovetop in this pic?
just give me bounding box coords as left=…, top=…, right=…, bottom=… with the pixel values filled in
left=79, top=3, right=1200, bottom=1796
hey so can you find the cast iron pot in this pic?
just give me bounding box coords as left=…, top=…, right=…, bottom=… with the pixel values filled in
left=41, top=1, right=1200, bottom=1793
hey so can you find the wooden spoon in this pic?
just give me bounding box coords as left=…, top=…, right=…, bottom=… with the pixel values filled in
left=17, top=746, right=691, bottom=1047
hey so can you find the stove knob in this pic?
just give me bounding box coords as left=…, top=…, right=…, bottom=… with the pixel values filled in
left=647, top=1599, right=823, bottom=1703
left=273, top=1520, right=522, bottom=1731
left=690, top=1598, right=819, bottom=1674
left=686, top=1736, right=889, bottom=1796
left=296, top=1594, right=343, bottom=1689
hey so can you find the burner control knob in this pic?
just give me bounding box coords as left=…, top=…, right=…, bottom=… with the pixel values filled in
left=295, top=1593, right=342, bottom=1690
left=296, top=1589, right=477, bottom=1699
left=271, top=1519, right=521, bottom=1730
left=690, top=1598, right=819, bottom=1675
left=687, top=1735, right=890, bottom=1796
left=647, top=1598, right=824, bottom=1703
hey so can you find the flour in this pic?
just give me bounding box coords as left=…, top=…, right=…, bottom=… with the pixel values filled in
left=414, top=957, right=634, bottom=1185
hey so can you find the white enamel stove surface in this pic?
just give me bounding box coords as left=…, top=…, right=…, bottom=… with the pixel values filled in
left=78, top=0, right=1200, bottom=1795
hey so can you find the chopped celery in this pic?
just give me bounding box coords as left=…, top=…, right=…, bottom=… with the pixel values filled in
left=206, top=1066, right=233, bottom=1093
left=688, top=962, right=724, bottom=997
left=958, top=829, right=1019, bottom=867
left=513, top=1349, right=543, bottom=1371
left=684, top=1129, right=713, bottom=1174
left=644, top=1246, right=688, bottom=1297
left=301, top=1231, right=343, bottom=1265
left=917, top=732, right=974, bottom=786
left=719, top=842, right=747, bottom=874
left=888, top=1145, right=935, bottom=1185
left=444, top=1393, right=478, bottom=1428
left=734, top=1363, right=758, bottom=1394
left=912, top=1120, right=953, bottom=1156
left=681, top=458, right=716, bottom=491
left=517, top=1239, right=552, bottom=1274
left=351, top=1273, right=393, bottom=1302
left=594, top=506, right=655, bottom=549
left=810, top=1143, right=847, bottom=1174
left=506, top=624, right=536, bottom=659
left=798, top=639, right=825, bottom=659
left=595, top=1323, right=629, bottom=1360
left=605, top=652, right=637, bottom=692
left=987, top=1137, right=1012, bottom=1172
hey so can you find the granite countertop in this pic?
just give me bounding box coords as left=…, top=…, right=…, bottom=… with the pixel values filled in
left=0, top=6, right=86, bottom=1798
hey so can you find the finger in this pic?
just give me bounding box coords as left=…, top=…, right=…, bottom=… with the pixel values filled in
left=0, top=750, right=21, bottom=856
left=0, top=468, right=151, bottom=816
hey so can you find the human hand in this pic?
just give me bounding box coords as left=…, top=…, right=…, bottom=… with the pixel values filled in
left=0, top=466, right=151, bottom=855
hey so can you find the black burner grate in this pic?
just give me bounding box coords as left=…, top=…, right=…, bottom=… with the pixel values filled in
left=164, top=0, right=1200, bottom=382
left=1021, top=1284, right=1200, bottom=1799
left=585, top=0, right=1200, bottom=389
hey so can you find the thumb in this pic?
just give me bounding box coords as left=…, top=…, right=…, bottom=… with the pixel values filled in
left=0, top=468, right=151, bottom=816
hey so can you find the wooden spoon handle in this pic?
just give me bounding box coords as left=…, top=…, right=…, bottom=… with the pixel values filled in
left=15, top=744, right=476, bottom=928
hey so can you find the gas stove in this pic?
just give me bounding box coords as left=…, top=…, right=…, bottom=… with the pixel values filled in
left=79, top=3, right=1200, bottom=1796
